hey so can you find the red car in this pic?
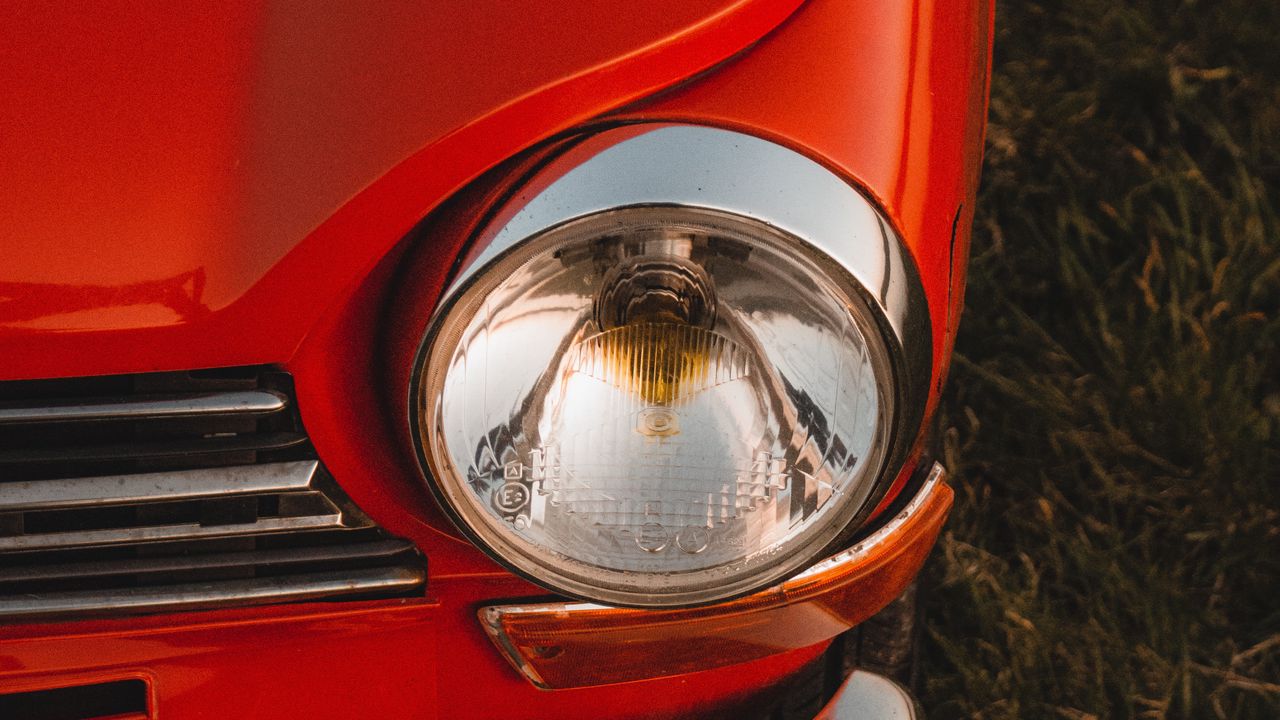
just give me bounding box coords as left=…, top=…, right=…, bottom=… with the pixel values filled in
left=0, top=1, right=992, bottom=717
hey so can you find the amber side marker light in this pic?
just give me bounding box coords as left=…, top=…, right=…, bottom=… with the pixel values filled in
left=479, top=463, right=952, bottom=689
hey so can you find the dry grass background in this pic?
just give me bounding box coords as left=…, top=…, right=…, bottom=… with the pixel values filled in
left=919, top=1, right=1280, bottom=718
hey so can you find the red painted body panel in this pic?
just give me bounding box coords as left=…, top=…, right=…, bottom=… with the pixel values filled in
left=0, top=0, right=802, bottom=379
left=0, top=0, right=991, bottom=715
left=0, top=584, right=822, bottom=719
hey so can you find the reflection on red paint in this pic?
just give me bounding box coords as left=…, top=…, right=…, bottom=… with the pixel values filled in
left=0, top=270, right=209, bottom=331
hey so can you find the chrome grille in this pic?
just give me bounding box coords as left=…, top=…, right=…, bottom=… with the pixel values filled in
left=0, top=367, right=425, bottom=621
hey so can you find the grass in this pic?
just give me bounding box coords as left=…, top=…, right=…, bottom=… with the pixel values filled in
left=919, top=1, right=1280, bottom=718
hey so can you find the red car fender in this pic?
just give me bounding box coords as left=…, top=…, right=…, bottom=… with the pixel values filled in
left=0, top=0, right=992, bottom=716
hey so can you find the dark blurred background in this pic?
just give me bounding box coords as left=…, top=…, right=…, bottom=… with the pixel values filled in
left=919, top=1, right=1280, bottom=718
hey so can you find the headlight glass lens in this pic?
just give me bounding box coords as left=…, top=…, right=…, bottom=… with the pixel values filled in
left=416, top=207, right=896, bottom=606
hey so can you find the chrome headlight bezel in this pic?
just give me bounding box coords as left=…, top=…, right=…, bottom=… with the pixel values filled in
left=408, top=124, right=931, bottom=608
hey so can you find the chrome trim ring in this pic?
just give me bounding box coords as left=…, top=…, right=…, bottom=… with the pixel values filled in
left=434, top=124, right=931, bottom=540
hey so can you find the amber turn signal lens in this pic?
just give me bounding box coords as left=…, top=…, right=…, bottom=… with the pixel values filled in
left=480, top=464, right=952, bottom=689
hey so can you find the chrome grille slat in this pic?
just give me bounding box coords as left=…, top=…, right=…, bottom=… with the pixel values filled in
left=0, top=367, right=426, bottom=620
left=0, top=390, right=287, bottom=425
left=0, top=461, right=319, bottom=511
left=0, top=431, right=308, bottom=465
left=0, top=566, right=427, bottom=620
left=0, top=538, right=415, bottom=584
left=0, top=512, right=348, bottom=552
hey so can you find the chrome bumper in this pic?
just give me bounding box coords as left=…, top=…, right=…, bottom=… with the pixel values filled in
left=816, top=671, right=921, bottom=719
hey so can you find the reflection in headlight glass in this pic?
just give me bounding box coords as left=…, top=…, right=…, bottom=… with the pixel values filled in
left=419, top=208, right=894, bottom=603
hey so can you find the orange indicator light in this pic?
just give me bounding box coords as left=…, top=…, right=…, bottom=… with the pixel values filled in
left=480, top=464, right=952, bottom=689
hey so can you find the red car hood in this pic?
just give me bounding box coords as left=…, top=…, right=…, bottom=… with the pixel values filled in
left=0, top=0, right=799, bottom=378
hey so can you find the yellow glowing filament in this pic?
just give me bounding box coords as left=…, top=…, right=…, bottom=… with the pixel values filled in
left=568, top=323, right=751, bottom=405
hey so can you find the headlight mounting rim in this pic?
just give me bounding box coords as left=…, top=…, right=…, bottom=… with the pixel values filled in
left=407, top=124, right=932, bottom=608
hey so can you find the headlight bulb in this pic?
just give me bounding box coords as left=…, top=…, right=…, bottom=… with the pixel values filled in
left=534, top=232, right=785, bottom=563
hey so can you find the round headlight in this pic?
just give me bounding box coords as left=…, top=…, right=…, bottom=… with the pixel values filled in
left=411, top=126, right=929, bottom=607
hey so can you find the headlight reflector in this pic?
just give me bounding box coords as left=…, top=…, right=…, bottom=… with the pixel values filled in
left=415, top=204, right=899, bottom=606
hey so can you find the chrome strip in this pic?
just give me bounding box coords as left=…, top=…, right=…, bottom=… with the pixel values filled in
left=0, top=512, right=348, bottom=553
left=0, top=390, right=287, bottom=425
left=792, top=462, right=945, bottom=582
left=0, top=567, right=427, bottom=620
left=0, top=539, right=416, bottom=583
left=483, top=462, right=946, bottom=619
left=0, top=461, right=319, bottom=512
